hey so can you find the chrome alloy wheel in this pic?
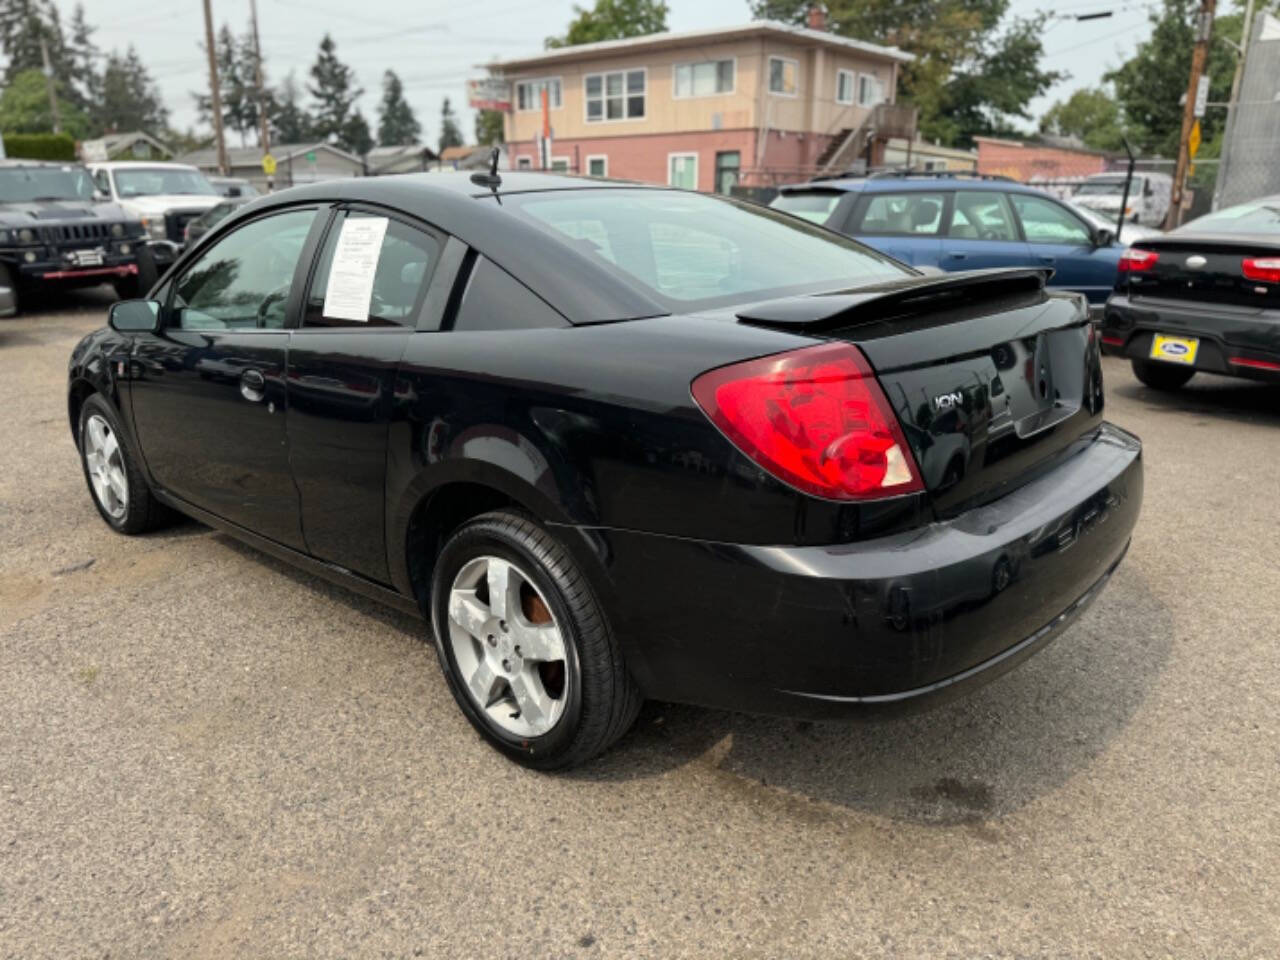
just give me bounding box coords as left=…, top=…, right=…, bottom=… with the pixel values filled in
left=83, top=414, right=128, bottom=520
left=446, top=555, right=569, bottom=739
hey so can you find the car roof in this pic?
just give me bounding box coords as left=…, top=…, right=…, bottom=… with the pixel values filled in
left=90, top=161, right=202, bottom=171
left=777, top=173, right=1041, bottom=195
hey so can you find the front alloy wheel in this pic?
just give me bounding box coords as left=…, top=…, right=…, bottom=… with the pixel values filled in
left=83, top=414, right=129, bottom=520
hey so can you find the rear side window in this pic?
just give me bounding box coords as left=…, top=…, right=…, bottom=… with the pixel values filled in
left=770, top=190, right=844, bottom=225
left=948, top=191, right=1018, bottom=241
left=453, top=257, right=568, bottom=332
left=856, top=192, right=945, bottom=235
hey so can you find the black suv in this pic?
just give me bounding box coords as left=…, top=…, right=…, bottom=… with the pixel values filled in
left=0, top=160, right=151, bottom=317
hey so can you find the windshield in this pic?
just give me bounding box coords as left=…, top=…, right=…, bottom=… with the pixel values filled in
left=1075, top=180, right=1132, bottom=198
left=769, top=190, right=845, bottom=225
left=504, top=189, right=909, bottom=310
left=113, top=167, right=217, bottom=198
left=0, top=166, right=97, bottom=202
left=1180, top=198, right=1280, bottom=235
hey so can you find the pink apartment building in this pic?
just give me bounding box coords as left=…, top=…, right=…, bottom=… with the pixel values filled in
left=479, top=18, right=915, bottom=192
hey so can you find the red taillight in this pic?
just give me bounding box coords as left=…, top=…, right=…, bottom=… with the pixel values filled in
left=1229, top=356, right=1280, bottom=371
left=1242, top=257, right=1280, bottom=284
left=1118, top=248, right=1159, bottom=273
left=1101, top=335, right=1126, bottom=347
left=691, top=342, right=923, bottom=501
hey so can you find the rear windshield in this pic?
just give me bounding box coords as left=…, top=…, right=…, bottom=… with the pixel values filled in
left=1181, top=198, right=1280, bottom=235
left=505, top=189, right=908, bottom=310
left=769, top=190, right=845, bottom=224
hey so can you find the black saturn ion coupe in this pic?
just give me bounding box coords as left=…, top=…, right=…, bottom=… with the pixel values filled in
left=1102, top=193, right=1280, bottom=388
left=68, top=172, right=1143, bottom=769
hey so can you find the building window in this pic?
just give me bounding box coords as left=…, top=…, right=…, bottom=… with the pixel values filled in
left=586, top=155, right=608, bottom=177
left=714, top=151, right=740, bottom=195
left=515, top=78, right=562, bottom=111
left=768, top=56, right=798, bottom=96
left=835, top=69, right=854, bottom=105
left=585, top=69, right=645, bottom=122
left=857, top=73, right=882, bottom=107
left=673, top=59, right=735, bottom=98
left=550, top=157, right=570, bottom=173
left=669, top=152, right=698, bottom=190
left=516, top=156, right=532, bottom=170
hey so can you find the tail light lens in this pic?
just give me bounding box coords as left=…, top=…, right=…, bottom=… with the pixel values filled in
left=691, top=342, right=923, bottom=501
left=1242, top=257, right=1280, bottom=284
left=1118, top=248, right=1159, bottom=273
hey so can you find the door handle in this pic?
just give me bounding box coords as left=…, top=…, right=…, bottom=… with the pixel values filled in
left=1036, top=255, right=1056, bottom=264
left=944, top=251, right=968, bottom=259
left=239, top=368, right=266, bottom=403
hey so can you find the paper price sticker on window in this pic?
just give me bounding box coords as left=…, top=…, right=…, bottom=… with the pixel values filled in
left=322, top=216, right=390, bottom=321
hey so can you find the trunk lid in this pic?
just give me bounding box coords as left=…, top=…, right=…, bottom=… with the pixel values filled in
left=737, top=269, right=1105, bottom=518
left=1123, top=235, right=1280, bottom=311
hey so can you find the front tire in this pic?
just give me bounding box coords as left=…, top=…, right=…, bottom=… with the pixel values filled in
left=112, top=246, right=159, bottom=300
left=430, top=510, right=641, bottom=770
left=78, top=393, right=170, bottom=534
left=1132, top=359, right=1195, bottom=390
left=0, top=263, right=19, bottom=317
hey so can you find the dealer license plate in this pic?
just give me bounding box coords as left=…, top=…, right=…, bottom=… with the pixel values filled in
left=1150, top=334, right=1199, bottom=365
left=68, top=248, right=105, bottom=268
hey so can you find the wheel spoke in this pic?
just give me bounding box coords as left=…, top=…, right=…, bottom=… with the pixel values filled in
left=86, top=417, right=105, bottom=453
left=448, top=591, right=490, bottom=641
left=467, top=661, right=500, bottom=707
left=101, top=428, right=120, bottom=464
left=511, top=619, right=562, bottom=662
left=107, top=466, right=127, bottom=504
left=485, top=558, right=513, bottom=620
left=508, top=669, right=549, bottom=727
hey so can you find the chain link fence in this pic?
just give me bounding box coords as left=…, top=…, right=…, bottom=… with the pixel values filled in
left=1214, top=12, right=1280, bottom=209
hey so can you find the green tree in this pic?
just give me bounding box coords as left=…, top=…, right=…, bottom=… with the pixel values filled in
left=750, top=0, right=1061, bottom=147
left=0, top=67, right=90, bottom=137
left=95, top=47, right=168, bottom=134
left=438, top=97, right=463, bottom=152
left=474, top=108, right=504, bottom=146
left=1040, top=87, right=1128, bottom=152
left=193, top=24, right=258, bottom=146
left=546, top=0, right=668, bottom=48
left=308, top=33, right=363, bottom=146
left=341, top=108, right=374, bottom=155
left=272, top=71, right=312, bottom=143
left=376, top=70, right=421, bottom=146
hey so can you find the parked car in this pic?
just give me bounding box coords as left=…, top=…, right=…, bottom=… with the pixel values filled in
left=67, top=172, right=1142, bottom=769
left=770, top=172, right=1126, bottom=315
left=208, top=176, right=261, bottom=199
left=1066, top=197, right=1163, bottom=246
left=1073, top=172, right=1172, bottom=228
left=183, top=197, right=253, bottom=247
left=1101, top=193, right=1280, bottom=389
left=0, top=160, right=150, bottom=317
left=86, top=161, right=223, bottom=271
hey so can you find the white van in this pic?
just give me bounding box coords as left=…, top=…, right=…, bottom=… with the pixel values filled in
left=1073, top=172, right=1172, bottom=227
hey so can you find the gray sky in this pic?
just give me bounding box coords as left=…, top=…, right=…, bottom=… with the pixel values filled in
left=60, top=0, right=1159, bottom=147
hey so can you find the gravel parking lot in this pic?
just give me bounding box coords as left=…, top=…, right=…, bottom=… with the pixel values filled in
left=3, top=289, right=1279, bottom=959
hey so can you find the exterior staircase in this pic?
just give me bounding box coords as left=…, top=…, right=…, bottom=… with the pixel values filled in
left=818, top=104, right=918, bottom=176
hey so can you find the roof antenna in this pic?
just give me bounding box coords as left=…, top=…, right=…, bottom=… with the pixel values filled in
left=470, top=147, right=502, bottom=191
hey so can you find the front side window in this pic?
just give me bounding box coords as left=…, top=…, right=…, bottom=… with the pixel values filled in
left=1011, top=194, right=1092, bottom=245
left=171, top=208, right=315, bottom=330
left=835, top=69, right=854, bottom=105
left=769, top=56, right=797, bottom=95
left=585, top=69, right=645, bottom=121
left=515, top=78, right=562, bottom=111
left=949, top=191, right=1018, bottom=241
left=303, top=211, right=440, bottom=328
left=114, top=167, right=217, bottom=198
left=506, top=188, right=909, bottom=310
left=857, top=192, right=946, bottom=235
left=857, top=73, right=882, bottom=107
left=674, top=59, right=734, bottom=98
left=669, top=154, right=698, bottom=190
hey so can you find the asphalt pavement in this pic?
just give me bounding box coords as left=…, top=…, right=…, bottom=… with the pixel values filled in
left=3, top=288, right=1279, bottom=959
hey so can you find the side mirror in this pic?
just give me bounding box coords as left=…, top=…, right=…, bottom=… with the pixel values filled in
left=1094, top=227, right=1116, bottom=248
left=108, top=299, right=161, bottom=332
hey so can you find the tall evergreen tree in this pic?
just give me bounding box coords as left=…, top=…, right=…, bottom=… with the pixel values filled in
left=66, top=3, right=99, bottom=109
left=342, top=108, right=374, bottom=155
left=96, top=47, right=168, bottom=134
left=377, top=70, right=420, bottom=146
left=438, top=97, right=463, bottom=153
left=272, top=71, right=312, bottom=144
left=308, top=33, right=362, bottom=146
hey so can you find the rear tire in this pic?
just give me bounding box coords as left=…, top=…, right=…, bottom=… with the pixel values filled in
left=0, top=263, right=19, bottom=317
left=430, top=510, right=642, bottom=770
left=78, top=393, right=172, bottom=534
left=1132, top=359, right=1195, bottom=390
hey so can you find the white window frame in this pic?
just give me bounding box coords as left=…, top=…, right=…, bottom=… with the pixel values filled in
left=671, top=57, right=737, bottom=100
left=514, top=76, right=563, bottom=112
left=585, top=154, right=608, bottom=177
left=835, top=68, right=855, bottom=105
left=516, top=156, right=532, bottom=170
left=667, top=151, right=699, bottom=190
left=767, top=55, right=799, bottom=97
left=583, top=67, right=648, bottom=123
left=856, top=72, right=881, bottom=108
left=549, top=156, right=570, bottom=173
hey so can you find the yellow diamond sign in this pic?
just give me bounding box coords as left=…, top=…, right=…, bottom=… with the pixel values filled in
left=1188, top=121, right=1202, bottom=160
left=262, top=153, right=277, bottom=176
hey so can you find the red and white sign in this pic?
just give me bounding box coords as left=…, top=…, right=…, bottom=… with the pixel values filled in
left=468, top=77, right=511, bottom=112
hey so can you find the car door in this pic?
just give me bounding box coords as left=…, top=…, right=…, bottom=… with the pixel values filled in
left=845, top=190, right=946, bottom=266
left=128, top=206, right=324, bottom=548
left=940, top=190, right=1031, bottom=272
left=1009, top=192, right=1117, bottom=307
left=285, top=206, right=445, bottom=583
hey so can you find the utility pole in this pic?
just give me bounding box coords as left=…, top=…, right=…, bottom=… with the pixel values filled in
left=202, top=0, right=229, bottom=176
left=249, top=0, right=273, bottom=190
left=1166, top=0, right=1216, bottom=229
left=39, top=35, right=61, bottom=134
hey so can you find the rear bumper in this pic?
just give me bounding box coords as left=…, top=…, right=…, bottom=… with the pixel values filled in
left=1102, top=294, right=1280, bottom=380
left=568, top=422, right=1143, bottom=718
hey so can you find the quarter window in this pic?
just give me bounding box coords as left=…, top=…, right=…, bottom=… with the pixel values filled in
left=835, top=69, right=854, bottom=105
left=171, top=208, right=315, bottom=330
left=768, top=56, right=797, bottom=95
left=674, top=59, right=734, bottom=97
left=454, top=258, right=567, bottom=332
left=585, top=69, right=645, bottom=121
left=1011, top=194, right=1093, bottom=245
left=857, top=192, right=946, bottom=235
left=515, top=78, right=562, bottom=111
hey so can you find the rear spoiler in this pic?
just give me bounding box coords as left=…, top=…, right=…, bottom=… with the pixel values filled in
left=736, top=268, right=1052, bottom=332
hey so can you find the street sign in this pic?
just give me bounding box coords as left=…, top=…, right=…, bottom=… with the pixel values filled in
left=1188, top=120, right=1202, bottom=159
left=1193, top=73, right=1210, bottom=118
left=262, top=153, right=277, bottom=175
left=468, top=76, right=512, bottom=112
left=305, top=151, right=317, bottom=164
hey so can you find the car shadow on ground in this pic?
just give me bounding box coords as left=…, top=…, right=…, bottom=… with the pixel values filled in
left=1111, top=371, right=1280, bottom=427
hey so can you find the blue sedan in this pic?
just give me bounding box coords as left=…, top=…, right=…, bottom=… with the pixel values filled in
left=771, top=172, right=1127, bottom=315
